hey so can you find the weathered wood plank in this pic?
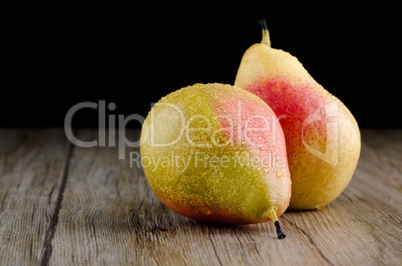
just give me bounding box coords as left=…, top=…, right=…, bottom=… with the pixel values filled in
left=0, top=129, right=70, bottom=265
left=49, top=129, right=402, bottom=265
left=273, top=128, right=402, bottom=265
left=0, top=129, right=400, bottom=265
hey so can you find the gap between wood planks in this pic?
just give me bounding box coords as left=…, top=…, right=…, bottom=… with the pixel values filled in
left=39, top=139, right=74, bottom=266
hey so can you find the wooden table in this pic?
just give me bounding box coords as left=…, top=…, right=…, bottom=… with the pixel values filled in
left=0, top=129, right=401, bottom=265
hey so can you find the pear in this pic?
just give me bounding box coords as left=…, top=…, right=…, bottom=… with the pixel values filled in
left=235, top=20, right=361, bottom=210
left=140, top=83, right=291, bottom=238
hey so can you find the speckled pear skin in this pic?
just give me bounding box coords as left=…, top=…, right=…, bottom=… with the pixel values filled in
left=234, top=25, right=361, bottom=210
left=140, top=83, right=291, bottom=225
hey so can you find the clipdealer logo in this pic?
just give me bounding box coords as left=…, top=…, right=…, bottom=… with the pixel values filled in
left=64, top=100, right=146, bottom=159
left=302, top=99, right=339, bottom=166
left=63, top=99, right=340, bottom=166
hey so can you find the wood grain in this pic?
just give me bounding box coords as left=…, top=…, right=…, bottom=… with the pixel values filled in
left=0, top=129, right=70, bottom=265
left=0, top=129, right=401, bottom=265
left=49, top=129, right=401, bottom=265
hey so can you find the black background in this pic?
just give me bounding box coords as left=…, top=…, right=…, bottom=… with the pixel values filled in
left=3, top=3, right=400, bottom=128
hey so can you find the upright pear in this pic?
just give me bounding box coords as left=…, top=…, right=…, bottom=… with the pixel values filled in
left=235, top=20, right=361, bottom=210
left=140, top=83, right=291, bottom=238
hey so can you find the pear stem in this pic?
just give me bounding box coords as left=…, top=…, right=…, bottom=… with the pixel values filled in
left=275, top=221, right=287, bottom=239
left=258, top=19, right=271, bottom=47
left=263, top=206, right=286, bottom=239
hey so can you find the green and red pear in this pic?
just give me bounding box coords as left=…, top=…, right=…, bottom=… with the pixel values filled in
left=140, top=83, right=291, bottom=238
left=235, top=20, right=361, bottom=210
